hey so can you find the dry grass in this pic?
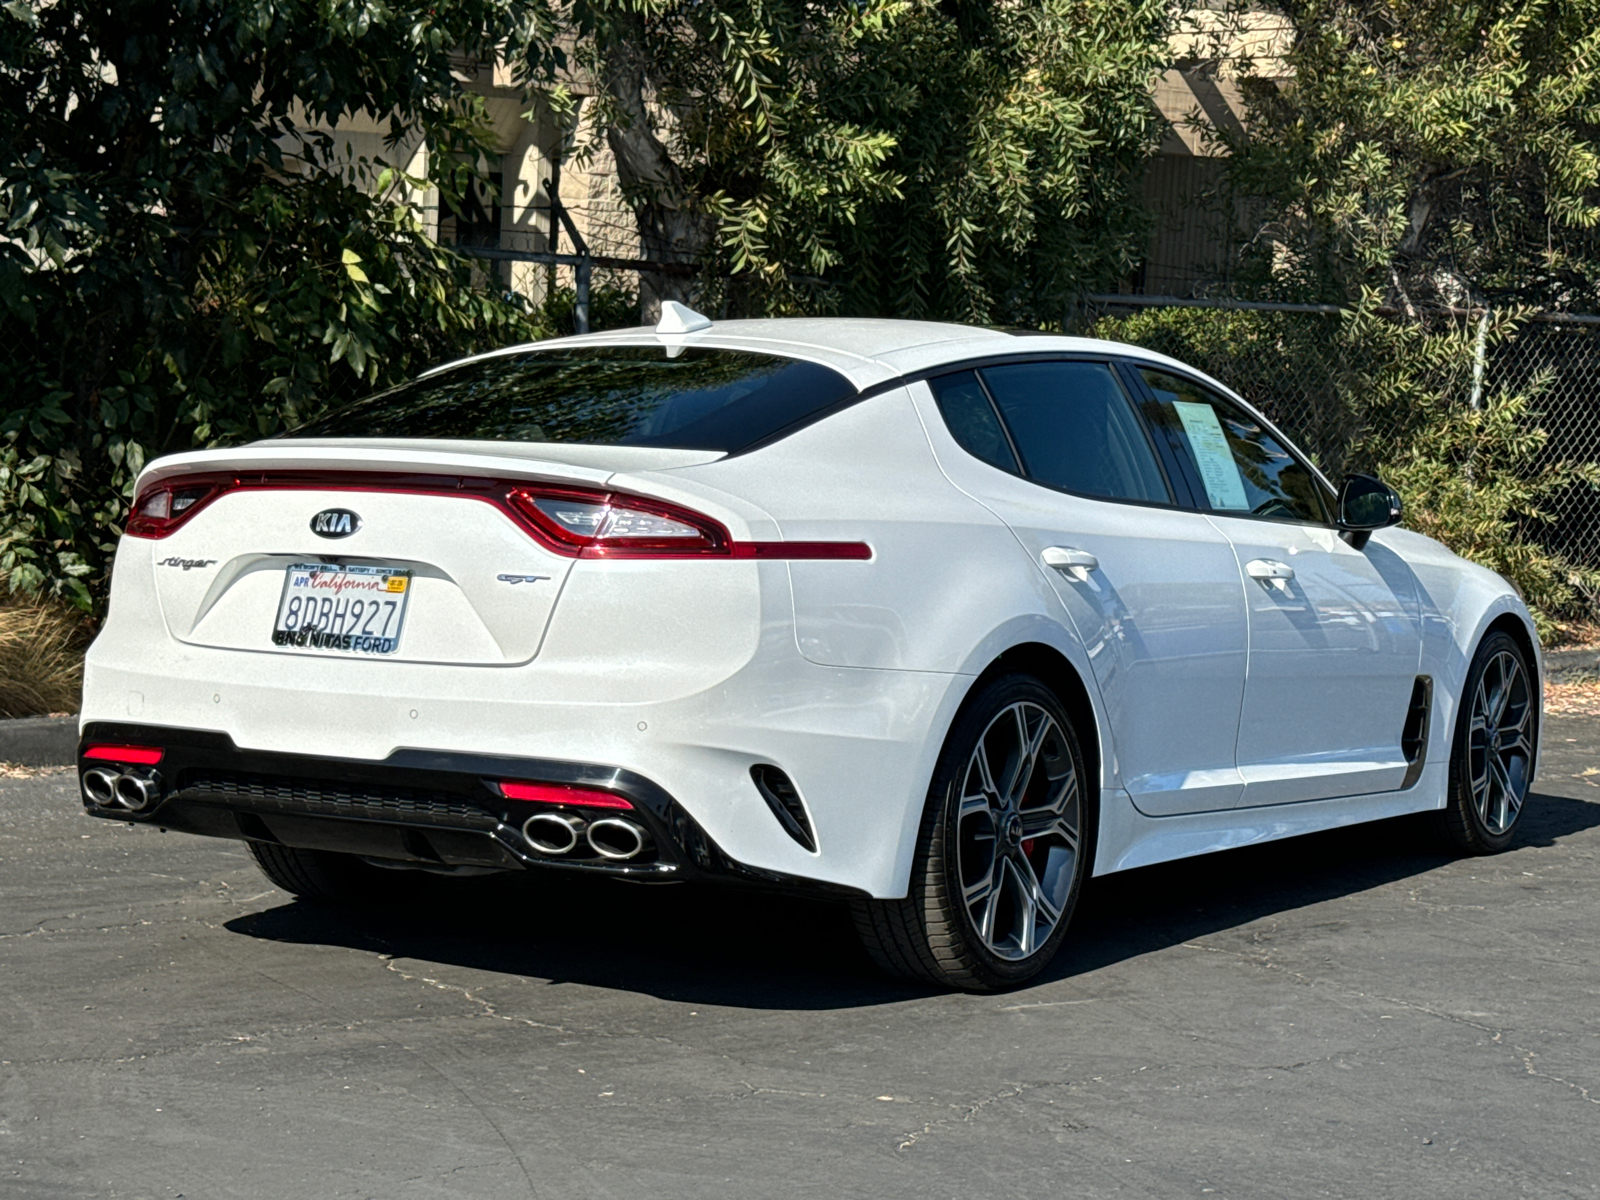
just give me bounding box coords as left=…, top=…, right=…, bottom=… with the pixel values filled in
left=1544, top=631, right=1600, bottom=716
left=1545, top=681, right=1600, bottom=716
left=0, top=600, right=89, bottom=719
left=0, top=761, right=74, bottom=778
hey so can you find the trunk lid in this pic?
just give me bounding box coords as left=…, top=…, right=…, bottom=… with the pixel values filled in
left=138, top=441, right=728, bottom=667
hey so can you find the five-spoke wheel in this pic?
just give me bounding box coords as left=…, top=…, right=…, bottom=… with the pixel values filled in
left=1441, top=630, right=1537, bottom=853
left=853, top=674, right=1091, bottom=991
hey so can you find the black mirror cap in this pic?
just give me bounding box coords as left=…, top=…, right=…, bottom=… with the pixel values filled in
left=1338, top=474, right=1403, bottom=531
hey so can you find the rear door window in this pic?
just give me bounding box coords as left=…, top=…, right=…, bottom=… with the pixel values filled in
left=976, top=361, right=1170, bottom=504
left=1134, top=368, right=1331, bottom=523
left=285, top=347, right=858, bottom=453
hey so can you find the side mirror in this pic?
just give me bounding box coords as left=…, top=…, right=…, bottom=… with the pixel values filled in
left=1337, top=474, right=1402, bottom=547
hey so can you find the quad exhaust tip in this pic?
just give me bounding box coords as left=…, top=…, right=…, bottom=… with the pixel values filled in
left=82, top=768, right=162, bottom=812
left=82, top=767, right=119, bottom=807
left=586, top=817, right=647, bottom=861
left=519, top=810, right=650, bottom=861
left=522, top=812, right=585, bottom=855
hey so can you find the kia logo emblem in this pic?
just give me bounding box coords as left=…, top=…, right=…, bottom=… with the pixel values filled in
left=310, top=508, right=361, bottom=538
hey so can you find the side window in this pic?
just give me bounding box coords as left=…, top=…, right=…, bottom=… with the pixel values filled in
left=1137, top=368, right=1331, bottom=523
left=928, top=371, right=1021, bottom=474
left=979, top=361, right=1170, bottom=504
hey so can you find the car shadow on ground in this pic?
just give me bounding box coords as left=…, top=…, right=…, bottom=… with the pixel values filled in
left=224, top=789, right=1600, bottom=1010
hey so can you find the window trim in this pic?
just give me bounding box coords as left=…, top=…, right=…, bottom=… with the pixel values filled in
left=1116, top=357, right=1340, bottom=528
left=925, top=356, right=1182, bottom=511
left=924, top=368, right=1025, bottom=476
left=968, top=370, right=1028, bottom=475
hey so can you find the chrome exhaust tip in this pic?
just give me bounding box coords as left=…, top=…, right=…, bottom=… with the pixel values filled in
left=112, top=771, right=161, bottom=812
left=586, top=817, right=648, bottom=861
left=522, top=812, right=584, bottom=855
left=82, top=767, right=119, bottom=808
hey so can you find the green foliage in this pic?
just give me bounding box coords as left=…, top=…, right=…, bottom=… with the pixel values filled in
left=533, top=279, right=642, bottom=336
left=1213, top=0, right=1600, bottom=307
left=1342, top=302, right=1600, bottom=640
left=570, top=0, right=1173, bottom=323
left=1378, top=392, right=1600, bottom=643
left=0, top=1, right=555, bottom=610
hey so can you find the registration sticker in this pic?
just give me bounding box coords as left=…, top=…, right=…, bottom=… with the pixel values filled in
left=271, top=563, right=412, bottom=655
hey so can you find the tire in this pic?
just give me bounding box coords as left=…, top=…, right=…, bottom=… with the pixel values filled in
left=246, top=840, right=402, bottom=905
left=853, top=674, right=1093, bottom=991
left=1437, top=630, right=1538, bottom=854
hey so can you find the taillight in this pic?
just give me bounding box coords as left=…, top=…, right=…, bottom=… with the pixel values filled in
left=117, top=470, right=871, bottom=560
left=506, top=486, right=730, bottom=558
left=125, top=479, right=224, bottom=539
left=498, top=780, right=635, bottom=809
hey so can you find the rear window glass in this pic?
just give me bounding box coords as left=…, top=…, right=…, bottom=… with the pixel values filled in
left=285, top=346, right=858, bottom=452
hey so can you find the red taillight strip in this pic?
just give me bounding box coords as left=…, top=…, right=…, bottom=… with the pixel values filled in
left=83, top=744, right=164, bottom=765
left=499, top=781, right=634, bottom=809
left=125, top=471, right=873, bottom=560
left=731, top=541, right=872, bottom=560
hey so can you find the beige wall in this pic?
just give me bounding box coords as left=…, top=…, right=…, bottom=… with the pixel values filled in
left=1141, top=8, right=1293, bottom=296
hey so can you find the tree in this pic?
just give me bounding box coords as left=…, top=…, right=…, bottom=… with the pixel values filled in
left=1205, top=0, right=1600, bottom=309
left=1167, top=0, right=1600, bottom=634
left=565, top=0, right=1174, bottom=323
left=0, top=1, right=554, bottom=608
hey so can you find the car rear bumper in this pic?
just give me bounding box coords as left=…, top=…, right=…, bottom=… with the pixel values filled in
left=77, top=721, right=869, bottom=897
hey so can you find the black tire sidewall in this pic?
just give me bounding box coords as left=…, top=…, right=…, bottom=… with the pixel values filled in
left=927, top=673, right=1093, bottom=987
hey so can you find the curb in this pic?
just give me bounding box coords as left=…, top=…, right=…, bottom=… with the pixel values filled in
left=0, top=716, right=79, bottom=768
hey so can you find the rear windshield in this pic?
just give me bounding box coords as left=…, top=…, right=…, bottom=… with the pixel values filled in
left=284, top=346, right=859, bottom=453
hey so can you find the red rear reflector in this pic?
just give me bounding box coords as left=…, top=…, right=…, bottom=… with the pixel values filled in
left=83, top=744, right=164, bottom=766
left=498, top=781, right=634, bottom=809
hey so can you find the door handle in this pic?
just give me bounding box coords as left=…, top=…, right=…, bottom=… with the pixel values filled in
left=1246, top=558, right=1295, bottom=588
left=1042, top=546, right=1099, bottom=575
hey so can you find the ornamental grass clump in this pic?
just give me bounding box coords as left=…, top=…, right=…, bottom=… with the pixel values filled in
left=0, top=599, right=87, bottom=718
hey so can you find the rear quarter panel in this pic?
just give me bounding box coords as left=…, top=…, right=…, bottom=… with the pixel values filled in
left=647, top=386, right=1068, bottom=675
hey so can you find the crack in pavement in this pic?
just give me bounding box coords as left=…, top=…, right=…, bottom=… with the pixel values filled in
left=0, top=916, right=157, bottom=941
left=897, top=1081, right=1059, bottom=1152
left=1518, top=1049, right=1600, bottom=1105
left=381, top=956, right=571, bottom=1034
left=1177, top=935, right=1600, bottom=1110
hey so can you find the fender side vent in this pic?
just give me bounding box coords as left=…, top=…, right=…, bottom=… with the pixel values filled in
left=1401, top=675, right=1433, bottom=789
left=751, top=765, right=817, bottom=852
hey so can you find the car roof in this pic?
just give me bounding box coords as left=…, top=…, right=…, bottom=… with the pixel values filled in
left=426, top=317, right=1215, bottom=393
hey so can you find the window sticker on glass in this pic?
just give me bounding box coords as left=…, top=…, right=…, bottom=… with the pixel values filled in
left=1173, top=401, right=1249, bottom=510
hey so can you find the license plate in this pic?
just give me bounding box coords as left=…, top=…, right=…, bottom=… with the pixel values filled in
left=271, top=563, right=412, bottom=655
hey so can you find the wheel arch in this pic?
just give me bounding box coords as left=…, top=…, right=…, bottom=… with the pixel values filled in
left=962, top=641, right=1104, bottom=804
left=1485, top=611, right=1541, bottom=688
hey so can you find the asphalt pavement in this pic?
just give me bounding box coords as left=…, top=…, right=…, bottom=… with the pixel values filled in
left=3, top=720, right=1598, bottom=1199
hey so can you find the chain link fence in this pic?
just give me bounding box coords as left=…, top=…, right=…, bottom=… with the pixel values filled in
left=1079, top=295, right=1600, bottom=576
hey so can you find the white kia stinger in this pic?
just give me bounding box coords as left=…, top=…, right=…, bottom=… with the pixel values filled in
left=78, top=304, right=1541, bottom=989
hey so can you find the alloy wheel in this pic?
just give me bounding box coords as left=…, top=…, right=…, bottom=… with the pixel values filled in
left=1468, top=650, right=1534, bottom=835
left=954, top=701, right=1081, bottom=961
